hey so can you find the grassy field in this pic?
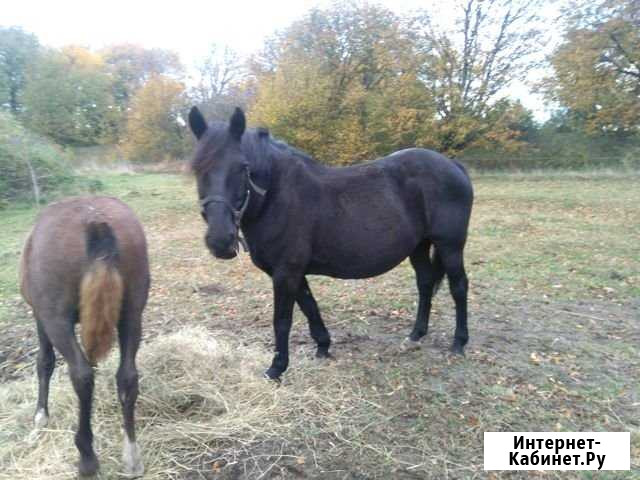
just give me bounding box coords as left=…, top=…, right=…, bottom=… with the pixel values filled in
left=0, top=171, right=638, bottom=479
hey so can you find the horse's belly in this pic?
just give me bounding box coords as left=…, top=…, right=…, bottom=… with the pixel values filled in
left=308, top=233, right=416, bottom=279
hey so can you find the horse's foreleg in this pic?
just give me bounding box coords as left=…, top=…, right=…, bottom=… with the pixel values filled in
left=265, top=273, right=300, bottom=381
left=296, top=277, right=331, bottom=358
left=34, top=317, right=55, bottom=429
left=117, top=305, right=144, bottom=477
left=408, top=242, right=444, bottom=342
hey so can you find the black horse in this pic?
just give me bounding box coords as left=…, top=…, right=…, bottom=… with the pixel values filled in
left=188, top=107, right=473, bottom=380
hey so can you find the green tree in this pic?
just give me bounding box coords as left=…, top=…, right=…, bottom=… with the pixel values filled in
left=22, top=46, right=118, bottom=145
left=544, top=0, right=639, bottom=135
left=122, top=75, right=189, bottom=163
left=411, top=0, right=544, bottom=155
left=0, top=26, right=39, bottom=114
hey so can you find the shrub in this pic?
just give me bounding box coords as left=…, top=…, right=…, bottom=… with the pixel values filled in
left=0, top=112, right=101, bottom=203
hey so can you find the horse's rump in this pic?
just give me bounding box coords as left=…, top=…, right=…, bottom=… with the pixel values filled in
left=20, top=196, right=148, bottom=363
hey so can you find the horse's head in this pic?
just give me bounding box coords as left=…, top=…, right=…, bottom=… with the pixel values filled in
left=188, top=106, right=251, bottom=259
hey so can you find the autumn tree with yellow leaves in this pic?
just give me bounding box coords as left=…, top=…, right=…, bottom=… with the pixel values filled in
left=249, top=1, right=544, bottom=164
left=22, top=46, right=119, bottom=145
left=250, top=2, right=431, bottom=165
left=544, top=0, right=639, bottom=135
left=122, top=75, right=190, bottom=163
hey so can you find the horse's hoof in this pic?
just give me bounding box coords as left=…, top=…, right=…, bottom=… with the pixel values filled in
left=263, top=368, right=282, bottom=383
left=78, top=455, right=99, bottom=477
left=450, top=343, right=465, bottom=356
left=315, top=349, right=332, bottom=359
left=33, top=408, right=49, bottom=429
left=408, top=331, right=426, bottom=342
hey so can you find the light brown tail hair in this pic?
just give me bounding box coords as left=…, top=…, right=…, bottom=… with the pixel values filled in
left=79, top=222, right=123, bottom=365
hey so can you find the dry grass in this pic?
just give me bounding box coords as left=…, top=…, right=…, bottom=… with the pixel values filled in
left=1, top=172, right=639, bottom=479
left=0, top=326, right=367, bottom=479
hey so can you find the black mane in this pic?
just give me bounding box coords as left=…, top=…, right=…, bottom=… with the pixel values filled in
left=190, top=122, right=317, bottom=177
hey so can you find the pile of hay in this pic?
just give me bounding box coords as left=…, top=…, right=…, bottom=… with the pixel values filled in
left=0, top=326, right=357, bottom=479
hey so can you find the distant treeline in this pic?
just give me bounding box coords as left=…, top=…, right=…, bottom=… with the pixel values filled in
left=1, top=0, right=638, bottom=201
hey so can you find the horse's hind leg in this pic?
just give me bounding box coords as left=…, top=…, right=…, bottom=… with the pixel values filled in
left=117, top=304, right=144, bottom=477
left=408, top=241, right=445, bottom=342
left=43, top=316, right=99, bottom=476
left=34, top=317, right=55, bottom=428
left=296, top=277, right=331, bottom=358
left=436, top=243, right=469, bottom=354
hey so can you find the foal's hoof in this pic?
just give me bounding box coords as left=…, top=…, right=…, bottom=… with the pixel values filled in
left=263, top=368, right=282, bottom=383
left=33, top=408, right=49, bottom=429
left=122, top=439, right=145, bottom=477
left=123, top=462, right=145, bottom=478
left=78, top=455, right=99, bottom=477
left=450, top=343, right=466, bottom=356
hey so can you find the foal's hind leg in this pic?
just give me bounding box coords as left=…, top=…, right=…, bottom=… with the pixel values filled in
left=408, top=242, right=445, bottom=342
left=296, top=277, right=331, bottom=358
left=43, top=316, right=99, bottom=476
left=117, top=305, right=144, bottom=477
left=436, top=244, right=469, bottom=354
left=34, top=317, right=56, bottom=429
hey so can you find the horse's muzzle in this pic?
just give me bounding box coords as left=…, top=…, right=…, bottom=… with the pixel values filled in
left=205, top=232, right=238, bottom=259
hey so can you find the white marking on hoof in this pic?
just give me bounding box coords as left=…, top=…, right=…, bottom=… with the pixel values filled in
left=400, top=338, right=421, bottom=352
left=34, top=408, right=48, bottom=429
left=122, top=435, right=144, bottom=477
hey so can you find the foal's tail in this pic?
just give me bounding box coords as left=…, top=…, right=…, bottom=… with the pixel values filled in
left=79, top=221, right=123, bottom=365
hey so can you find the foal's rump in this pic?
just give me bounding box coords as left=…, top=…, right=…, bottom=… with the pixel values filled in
left=20, top=196, right=149, bottom=363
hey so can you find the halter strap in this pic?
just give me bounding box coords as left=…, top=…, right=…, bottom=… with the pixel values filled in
left=248, top=172, right=267, bottom=196
left=199, top=167, right=266, bottom=252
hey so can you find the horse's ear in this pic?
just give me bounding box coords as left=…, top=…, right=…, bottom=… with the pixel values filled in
left=229, top=107, right=246, bottom=141
left=189, top=106, right=207, bottom=140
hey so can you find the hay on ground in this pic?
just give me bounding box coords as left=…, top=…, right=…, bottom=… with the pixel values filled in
left=0, top=326, right=356, bottom=479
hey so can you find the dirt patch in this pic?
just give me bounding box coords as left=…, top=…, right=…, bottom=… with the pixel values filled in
left=197, top=283, right=227, bottom=296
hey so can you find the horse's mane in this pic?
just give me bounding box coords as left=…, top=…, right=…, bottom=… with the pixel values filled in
left=190, top=122, right=319, bottom=177
left=189, top=122, right=230, bottom=175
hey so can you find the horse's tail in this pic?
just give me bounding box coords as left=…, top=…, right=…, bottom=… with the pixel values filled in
left=430, top=246, right=446, bottom=297
left=79, top=221, right=123, bottom=365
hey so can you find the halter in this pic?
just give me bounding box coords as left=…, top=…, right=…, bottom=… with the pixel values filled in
left=199, top=166, right=266, bottom=252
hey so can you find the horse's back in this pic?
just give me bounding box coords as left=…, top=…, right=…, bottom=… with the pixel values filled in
left=380, top=148, right=472, bottom=198
left=385, top=148, right=473, bottom=245
left=21, top=196, right=148, bottom=311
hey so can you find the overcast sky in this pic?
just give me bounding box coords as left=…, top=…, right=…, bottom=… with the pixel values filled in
left=3, top=0, right=560, bottom=120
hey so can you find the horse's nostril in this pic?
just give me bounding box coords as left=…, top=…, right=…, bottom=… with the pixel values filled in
left=205, top=231, right=235, bottom=251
